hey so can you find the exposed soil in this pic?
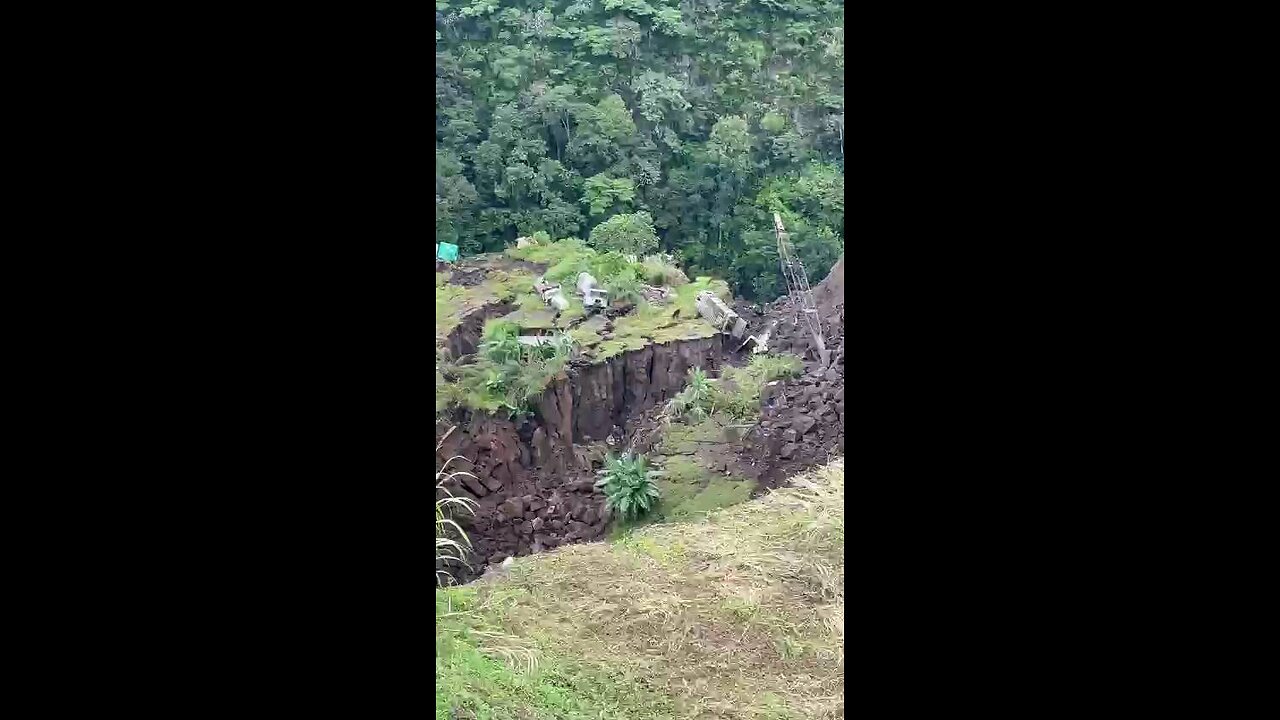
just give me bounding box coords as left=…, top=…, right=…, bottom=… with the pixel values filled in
left=439, top=253, right=545, bottom=287
left=443, top=299, right=514, bottom=362
left=437, top=335, right=731, bottom=584
left=436, top=253, right=846, bottom=585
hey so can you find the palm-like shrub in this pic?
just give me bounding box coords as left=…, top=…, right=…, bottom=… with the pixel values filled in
left=594, top=452, right=663, bottom=521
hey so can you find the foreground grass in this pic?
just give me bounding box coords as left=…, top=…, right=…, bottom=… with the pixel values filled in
left=436, top=459, right=845, bottom=719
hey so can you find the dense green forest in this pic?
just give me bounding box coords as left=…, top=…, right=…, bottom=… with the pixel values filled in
left=435, top=0, right=844, bottom=302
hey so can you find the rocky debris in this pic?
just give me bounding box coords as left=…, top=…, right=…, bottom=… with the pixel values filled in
left=811, top=252, right=844, bottom=315
left=531, top=427, right=552, bottom=467
left=461, top=474, right=488, bottom=497
left=747, top=357, right=844, bottom=489
left=794, top=415, right=817, bottom=437
left=437, top=411, right=617, bottom=584
left=498, top=496, right=524, bottom=520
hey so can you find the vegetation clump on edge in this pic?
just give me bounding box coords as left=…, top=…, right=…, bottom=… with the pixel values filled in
left=663, top=366, right=713, bottom=423
left=435, top=268, right=537, bottom=339
left=438, top=318, right=575, bottom=417
left=710, top=354, right=804, bottom=420
left=435, top=458, right=845, bottom=719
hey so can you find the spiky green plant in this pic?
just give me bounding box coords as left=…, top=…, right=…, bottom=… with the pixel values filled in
left=594, top=452, right=664, bottom=521
left=436, top=453, right=480, bottom=587
left=664, top=366, right=712, bottom=422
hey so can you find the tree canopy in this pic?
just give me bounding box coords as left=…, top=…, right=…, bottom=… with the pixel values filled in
left=436, top=0, right=844, bottom=301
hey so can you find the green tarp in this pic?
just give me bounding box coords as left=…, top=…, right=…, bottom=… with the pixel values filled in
left=436, top=242, right=459, bottom=263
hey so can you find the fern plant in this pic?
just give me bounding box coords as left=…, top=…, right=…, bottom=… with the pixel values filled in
left=594, top=452, right=663, bottom=521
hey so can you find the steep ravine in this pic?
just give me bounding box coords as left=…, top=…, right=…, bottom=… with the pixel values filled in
left=435, top=335, right=728, bottom=584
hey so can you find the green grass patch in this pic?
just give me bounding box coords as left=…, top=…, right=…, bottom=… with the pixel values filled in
left=591, top=291, right=720, bottom=361
left=435, top=269, right=538, bottom=340
left=654, top=455, right=754, bottom=521
left=435, top=284, right=470, bottom=337
left=506, top=238, right=640, bottom=288
left=505, top=237, right=590, bottom=266
left=436, top=587, right=674, bottom=719
left=553, top=297, right=586, bottom=328
left=656, top=412, right=729, bottom=455
left=673, top=474, right=754, bottom=520
left=567, top=325, right=603, bottom=348
left=594, top=335, right=650, bottom=360
left=435, top=458, right=847, bottom=719
left=640, top=255, right=690, bottom=287
left=515, top=288, right=548, bottom=313
left=499, top=306, right=558, bottom=330
left=673, top=276, right=732, bottom=318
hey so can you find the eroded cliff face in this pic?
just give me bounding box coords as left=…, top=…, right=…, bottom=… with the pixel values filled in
left=444, top=300, right=514, bottom=360
left=566, top=335, right=726, bottom=443
left=435, top=335, right=727, bottom=583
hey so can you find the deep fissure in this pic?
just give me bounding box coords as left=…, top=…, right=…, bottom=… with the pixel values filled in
left=436, top=253, right=846, bottom=586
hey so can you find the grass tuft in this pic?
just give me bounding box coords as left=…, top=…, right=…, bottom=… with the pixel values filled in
left=709, top=353, right=804, bottom=420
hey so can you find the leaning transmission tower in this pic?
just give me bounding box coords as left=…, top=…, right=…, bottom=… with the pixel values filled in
left=774, top=212, right=830, bottom=367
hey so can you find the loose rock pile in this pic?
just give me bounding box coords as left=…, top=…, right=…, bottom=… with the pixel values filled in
left=436, top=417, right=608, bottom=584
left=748, top=359, right=845, bottom=489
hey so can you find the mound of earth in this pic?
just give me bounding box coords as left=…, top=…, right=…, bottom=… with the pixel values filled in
left=812, top=252, right=844, bottom=313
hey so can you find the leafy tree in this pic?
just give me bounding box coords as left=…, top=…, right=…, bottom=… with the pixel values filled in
left=581, top=174, right=636, bottom=216
left=589, top=211, right=659, bottom=256
left=435, top=0, right=845, bottom=301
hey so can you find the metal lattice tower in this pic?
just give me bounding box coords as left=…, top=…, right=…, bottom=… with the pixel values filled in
left=774, top=213, right=829, bottom=364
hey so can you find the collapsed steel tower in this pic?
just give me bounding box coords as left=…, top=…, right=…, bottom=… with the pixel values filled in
left=774, top=212, right=830, bottom=367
